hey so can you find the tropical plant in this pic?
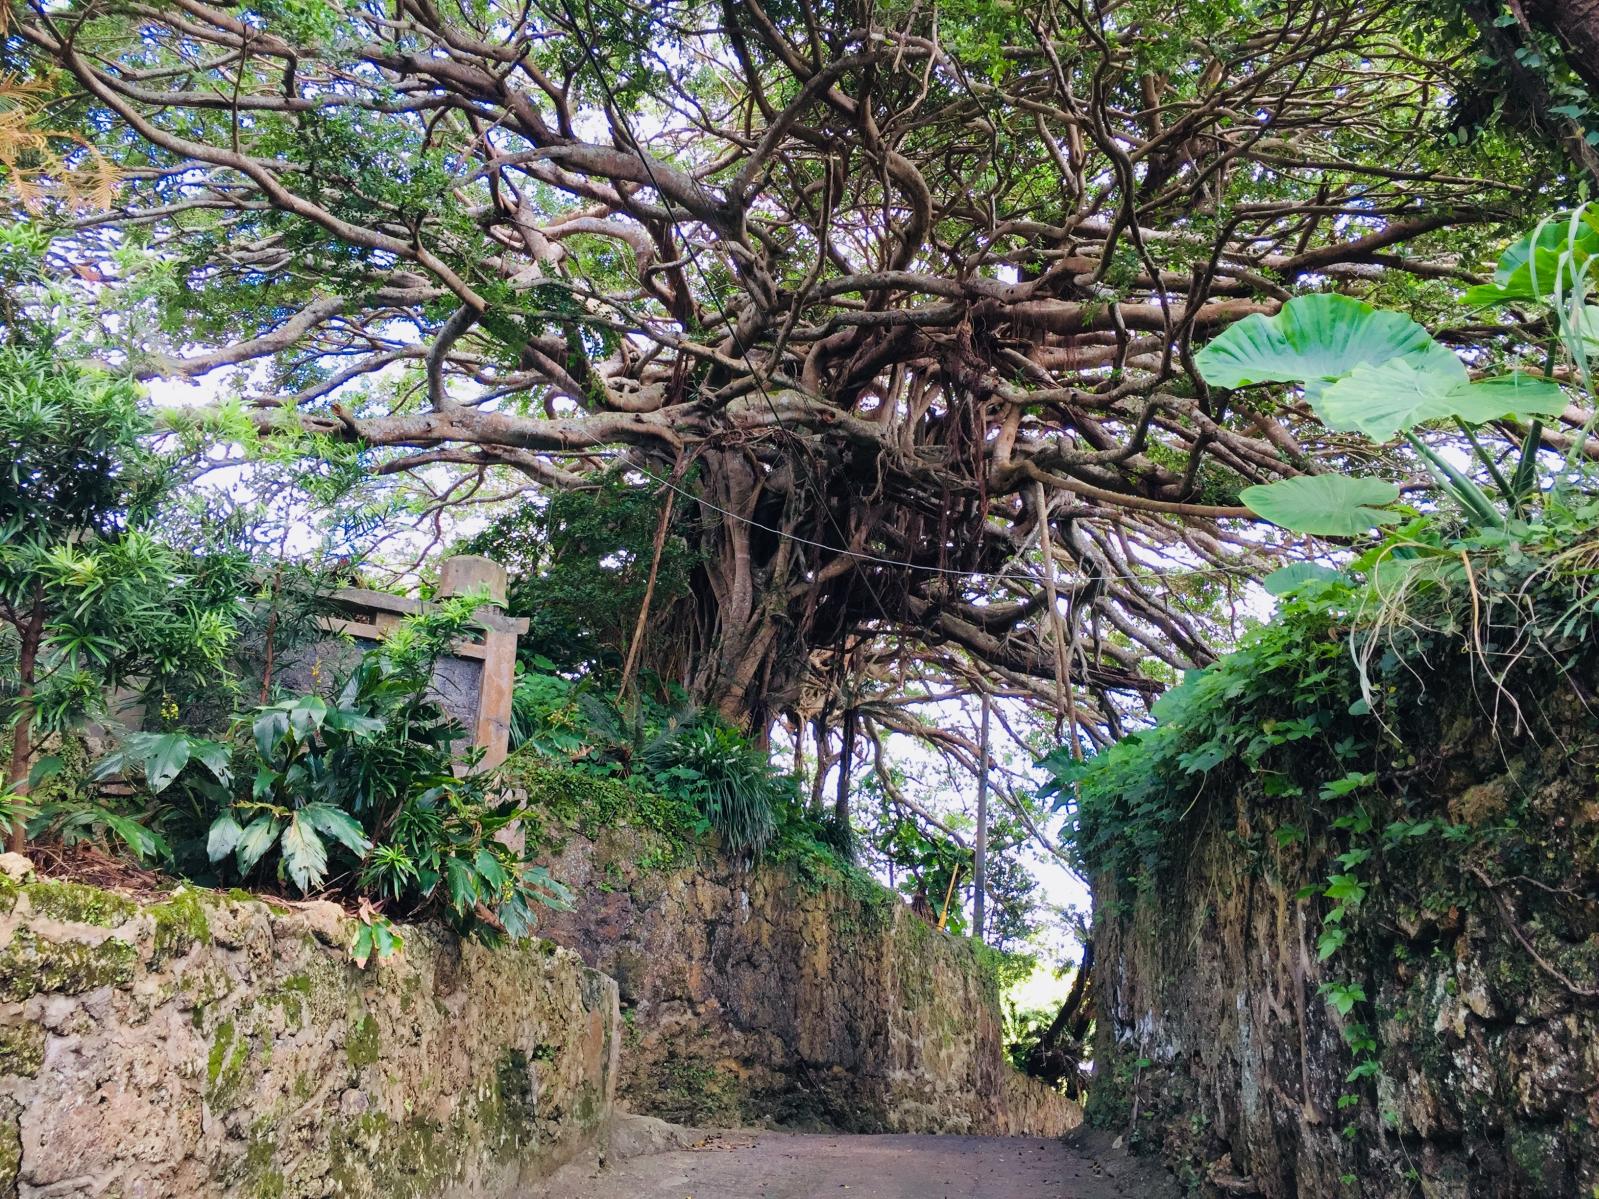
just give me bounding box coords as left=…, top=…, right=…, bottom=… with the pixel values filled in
left=0, top=348, right=247, bottom=847
left=640, top=719, right=791, bottom=857
left=1197, top=211, right=1599, bottom=539
left=1196, top=292, right=1568, bottom=534
left=93, top=603, right=573, bottom=958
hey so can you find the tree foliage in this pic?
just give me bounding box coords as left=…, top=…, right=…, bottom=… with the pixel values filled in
left=5, top=0, right=1579, bottom=752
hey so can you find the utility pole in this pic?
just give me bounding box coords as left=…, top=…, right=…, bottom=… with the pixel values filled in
left=972, top=688, right=990, bottom=942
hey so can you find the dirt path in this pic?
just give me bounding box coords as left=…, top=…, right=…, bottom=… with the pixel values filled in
left=535, top=1130, right=1178, bottom=1199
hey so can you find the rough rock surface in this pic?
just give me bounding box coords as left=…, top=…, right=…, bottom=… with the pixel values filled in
left=0, top=869, right=619, bottom=1198
left=1090, top=688, right=1599, bottom=1197
left=539, top=829, right=1079, bottom=1136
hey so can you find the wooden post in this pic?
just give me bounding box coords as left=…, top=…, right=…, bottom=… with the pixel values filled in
left=973, top=688, right=990, bottom=942
left=438, top=556, right=515, bottom=769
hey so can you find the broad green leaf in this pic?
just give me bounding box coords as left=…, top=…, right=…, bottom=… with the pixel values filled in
left=280, top=816, right=328, bottom=894
left=1240, top=476, right=1401, bottom=536
left=27, top=755, right=63, bottom=788
left=444, top=856, right=478, bottom=911
left=1576, top=306, right=1599, bottom=355
left=235, top=814, right=281, bottom=875
left=141, top=732, right=192, bottom=793
left=300, top=803, right=372, bottom=856
left=1262, top=562, right=1343, bottom=596
left=207, top=812, right=244, bottom=862
left=1317, top=361, right=1566, bottom=442
left=285, top=695, right=329, bottom=739
left=103, top=812, right=168, bottom=863
left=188, top=739, right=234, bottom=786
left=1194, top=294, right=1459, bottom=397
left=1466, top=212, right=1599, bottom=305
left=322, top=708, right=385, bottom=736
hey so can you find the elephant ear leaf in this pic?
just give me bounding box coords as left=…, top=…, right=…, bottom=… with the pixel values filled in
left=1317, top=361, right=1566, bottom=442
left=1194, top=294, right=1460, bottom=398
left=1262, top=562, right=1344, bottom=596
left=1240, top=476, right=1402, bottom=537
left=1465, top=212, right=1599, bottom=306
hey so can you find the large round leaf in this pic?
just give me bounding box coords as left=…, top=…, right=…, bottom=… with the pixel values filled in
left=1317, top=361, right=1567, bottom=442
left=1194, top=294, right=1461, bottom=398
left=1240, top=475, right=1402, bottom=536
left=1465, top=212, right=1599, bottom=306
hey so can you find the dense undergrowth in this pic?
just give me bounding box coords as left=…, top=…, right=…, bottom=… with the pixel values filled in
left=1047, top=503, right=1599, bottom=1143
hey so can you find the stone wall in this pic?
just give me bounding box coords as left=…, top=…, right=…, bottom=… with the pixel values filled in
left=538, top=828, right=1079, bottom=1136
left=1089, top=685, right=1599, bottom=1198
left=0, top=860, right=619, bottom=1198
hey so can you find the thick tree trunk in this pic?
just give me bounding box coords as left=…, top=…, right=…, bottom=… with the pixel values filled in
left=1525, top=0, right=1599, bottom=95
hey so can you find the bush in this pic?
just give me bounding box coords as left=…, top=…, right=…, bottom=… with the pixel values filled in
left=92, top=598, right=572, bottom=959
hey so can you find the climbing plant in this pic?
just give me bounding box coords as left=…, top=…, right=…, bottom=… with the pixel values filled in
left=1047, top=210, right=1599, bottom=1135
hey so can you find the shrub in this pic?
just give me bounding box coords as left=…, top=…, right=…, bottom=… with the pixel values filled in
left=93, top=599, right=572, bottom=959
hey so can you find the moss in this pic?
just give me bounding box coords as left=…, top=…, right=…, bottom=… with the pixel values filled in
left=491, top=1048, right=536, bottom=1144
left=0, top=1023, right=44, bottom=1078
left=206, top=1017, right=251, bottom=1107
left=262, top=973, right=314, bottom=1030
left=22, top=880, right=136, bottom=928
left=648, top=1054, right=741, bottom=1126
left=328, top=1110, right=452, bottom=1199
left=148, top=888, right=211, bottom=966
left=573, top=1081, right=603, bottom=1131
left=0, top=1103, right=18, bottom=1198
left=243, top=1129, right=285, bottom=1199
left=0, top=874, right=17, bottom=915
left=0, top=928, right=137, bottom=1001
left=345, top=1013, right=381, bottom=1068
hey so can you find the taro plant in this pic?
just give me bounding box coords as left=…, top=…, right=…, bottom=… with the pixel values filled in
left=1195, top=209, right=1599, bottom=537
left=1195, top=291, right=1568, bottom=535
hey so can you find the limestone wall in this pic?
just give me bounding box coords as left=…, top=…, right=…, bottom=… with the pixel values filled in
left=1089, top=686, right=1599, bottom=1197
left=538, top=830, right=1079, bottom=1136
left=0, top=861, right=618, bottom=1199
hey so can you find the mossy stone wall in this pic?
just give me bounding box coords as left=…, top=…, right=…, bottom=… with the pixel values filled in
left=537, top=827, right=1078, bottom=1136
left=1090, top=683, right=1599, bottom=1198
left=0, top=862, right=618, bottom=1199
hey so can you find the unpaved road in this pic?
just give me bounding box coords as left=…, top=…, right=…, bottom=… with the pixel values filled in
left=538, top=1131, right=1179, bottom=1198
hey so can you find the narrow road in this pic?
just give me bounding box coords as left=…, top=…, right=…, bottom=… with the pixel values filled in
left=539, top=1131, right=1178, bottom=1198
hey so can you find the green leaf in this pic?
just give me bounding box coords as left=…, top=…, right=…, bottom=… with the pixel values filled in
left=300, top=803, right=371, bottom=856
left=207, top=812, right=244, bottom=862
left=444, top=856, right=478, bottom=911
left=188, top=739, right=234, bottom=786
left=26, top=755, right=63, bottom=788
left=1241, top=476, right=1402, bottom=536
left=141, top=732, right=192, bottom=793
left=280, top=815, right=328, bottom=894
left=1317, top=361, right=1566, bottom=442
left=235, top=815, right=281, bottom=874
left=1262, top=563, right=1343, bottom=596
left=322, top=708, right=385, bottom=736
left=1324, top=873, right=1368, bottom=905
left=1194, top=294, right=1458, bottom=398
left=1316, top=926, right=1349, bottom=961
left=1466, top=212, right=1599, bottom=305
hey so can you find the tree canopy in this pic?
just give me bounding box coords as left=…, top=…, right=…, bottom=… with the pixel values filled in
left=2, top=0, right=1589, bottom=763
